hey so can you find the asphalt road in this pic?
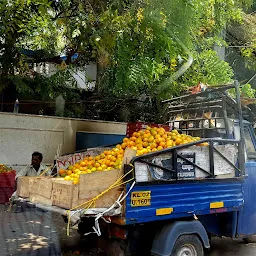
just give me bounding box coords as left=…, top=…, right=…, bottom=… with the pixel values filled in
left=1, top=204, right=256, bottom=256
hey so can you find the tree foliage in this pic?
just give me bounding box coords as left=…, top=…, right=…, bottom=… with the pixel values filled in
left=0, top=0, right=255, bottom=120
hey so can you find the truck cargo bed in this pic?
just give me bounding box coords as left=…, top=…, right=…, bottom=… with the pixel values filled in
left=124, top=179, right=243, bottom=224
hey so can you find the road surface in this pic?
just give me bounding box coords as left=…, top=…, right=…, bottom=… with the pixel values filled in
left=0, top=204, right=256, bottom=256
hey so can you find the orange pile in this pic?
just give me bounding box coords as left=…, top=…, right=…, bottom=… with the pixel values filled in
left=59, top=126, right=203, bottom=184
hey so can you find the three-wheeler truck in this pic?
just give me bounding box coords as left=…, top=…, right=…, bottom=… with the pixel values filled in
left=18, top=82, right=256, bottom=256
left=78, top=82, right=256, bottom=256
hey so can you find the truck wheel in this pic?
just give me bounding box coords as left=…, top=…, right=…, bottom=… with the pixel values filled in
left=171, top=235, right=204, bottom=256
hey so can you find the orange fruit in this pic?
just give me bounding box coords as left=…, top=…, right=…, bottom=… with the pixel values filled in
left=117, top=153, right=123, bottom=159
left=109, top=161, right=115, bottom=167
left=135, top=138, right=142, bottom=144
left=101, top=164, right=107, bottom=170
left=162, top=134, right=168, bottom=139
left=143, top=137, right=149, bottom=142
left=97, top=167, right=103, bottom=171
left=67, top=170, right=72, bottom=175
left=95, top=163, right=100, bottom=168
left=128, top=141, right=135, bottom=147
left=159, top=131, right=165, bottom=136
left=116, top=144, right=121, bottom=149
left=144, top=130, right=151, bottom=134
left=59, top=169, right=66, bottom=175
left=80, top=161, right=86, bottom=167
left=148, top=136, right=154, bottom=143
left=150, top=143, right=157, bottom=149
left=106, top=155, right=112, bottom=160
left=143, top=142, right=149, bottom=148
left=111, top=156, right=117, bottom=162
left=173, top=130, right=179, bottom=134
left=159, top=141, right=166, bottom=147
left=157, top=146, right=163, bottom=150
left=121, top=143, right=127, bottom=149
left=137, top=144, right=143, bottom=150
left=95, top=156, right=100, bottom=161
left=100, top=153, right=106, bottom=159
left=132, top=132, right=138, bottom=137
left=166, top=141, right=173, bottom=147
left=130, top=137, right=136, bottom=142
left=123, top=138, right=129, bottom=143
left=175, top=138, right=182, bottom=145
left=155, top=138, right=162, bottom=144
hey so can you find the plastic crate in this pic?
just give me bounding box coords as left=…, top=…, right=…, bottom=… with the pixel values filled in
left=126, top=122, right=171, bottom=138
left=0, top=187, right=15, bottom=204
left=0, top=171, right=16, bottom=187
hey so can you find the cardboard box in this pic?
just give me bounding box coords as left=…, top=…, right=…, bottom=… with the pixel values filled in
left=79, top=169, right=123, bottom=209
left=30, top=194, right=53, bottom=205
left=16, top=177, right=35, bottom=198
left=30, top=177, right=53, bottom=199
left=78, top=187, right=123, bottom=208
left=29, top=177, right=54, bottom=205
left=52, top=180, right=79, bottom=209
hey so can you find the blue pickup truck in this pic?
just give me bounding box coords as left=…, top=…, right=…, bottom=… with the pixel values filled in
left=18, top=82, right=256, bottom=256
left=75, top=82, right=256, bottom=256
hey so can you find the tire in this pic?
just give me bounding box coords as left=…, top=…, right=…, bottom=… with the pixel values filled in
left=243, top=235, right=256, bottom=243
left=171, top=235, right=204, bottom=256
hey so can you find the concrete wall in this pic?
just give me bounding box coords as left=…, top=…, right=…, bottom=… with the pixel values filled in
left=0, top=112, right=126, bottom=171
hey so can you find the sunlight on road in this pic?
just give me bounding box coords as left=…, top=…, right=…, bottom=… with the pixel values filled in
left=6, top=233, right=50, bottom=251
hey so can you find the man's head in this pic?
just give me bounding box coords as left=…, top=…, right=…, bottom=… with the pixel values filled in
left=31, top=152, right=43, bottom=169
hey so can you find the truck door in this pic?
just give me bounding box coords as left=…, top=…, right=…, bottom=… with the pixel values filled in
left=237, top=123, right=256, bottom=236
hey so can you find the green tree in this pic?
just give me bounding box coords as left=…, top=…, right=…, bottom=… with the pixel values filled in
left=0, top=0, right=254, bottom=120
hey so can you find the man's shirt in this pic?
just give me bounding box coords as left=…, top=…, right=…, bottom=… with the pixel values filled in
left=15, top=164, right=46, bottom=180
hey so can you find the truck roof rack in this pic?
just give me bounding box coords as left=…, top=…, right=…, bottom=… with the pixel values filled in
left=162, top=82, right=255, bottom=138
left=161, top=81, right=246, bottom=175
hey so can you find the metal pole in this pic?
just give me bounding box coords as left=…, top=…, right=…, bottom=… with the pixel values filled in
left=234, top=80, right=245, bottom=175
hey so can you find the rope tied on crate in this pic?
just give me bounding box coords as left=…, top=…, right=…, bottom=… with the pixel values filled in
left=66, top=164, right=135, bottom=236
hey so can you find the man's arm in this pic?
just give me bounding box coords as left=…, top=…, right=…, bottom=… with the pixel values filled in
left=15, top=166, right=29, bottom=180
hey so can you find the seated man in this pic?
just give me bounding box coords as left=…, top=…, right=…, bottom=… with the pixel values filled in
left=14, top=152, right=46, bottom=212
left=15, top=151, right=46, bottom=179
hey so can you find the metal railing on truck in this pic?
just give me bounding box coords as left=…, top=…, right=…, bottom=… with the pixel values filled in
left=128, top=82, right=247, bottom=182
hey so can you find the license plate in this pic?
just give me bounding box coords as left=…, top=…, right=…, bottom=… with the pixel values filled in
left=131, top=191, right=151, bottom=207
left=131, top=198, right=151, bottom=207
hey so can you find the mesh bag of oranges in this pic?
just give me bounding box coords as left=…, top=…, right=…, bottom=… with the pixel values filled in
left=58, top=126, right=206, bottom=184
